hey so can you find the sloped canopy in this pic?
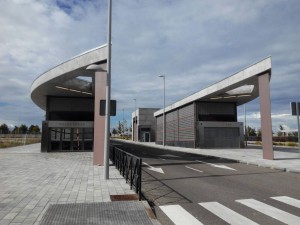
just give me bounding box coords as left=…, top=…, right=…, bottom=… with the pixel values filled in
left=31, top=45, right=108, bottom=110
left=154, top=57, right=271, bottom=117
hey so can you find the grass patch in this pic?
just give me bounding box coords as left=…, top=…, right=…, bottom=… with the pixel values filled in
left=112, top=136, right=132, bottom=140
left=255, top=141, right=298, bottom=147
left=0, top=138, right=41, bottom=148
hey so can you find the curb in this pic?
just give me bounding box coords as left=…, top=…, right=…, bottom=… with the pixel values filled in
left=142, top=201, right=162, bottom=225
left=112, top=139, right=300, bottom=174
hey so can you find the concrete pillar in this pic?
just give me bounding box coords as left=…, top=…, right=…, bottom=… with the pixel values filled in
left=258, top=73, right=274, bottom=160
left=41, top=121, right=49, bottom=152
left=93, top=71, right=107, bottom=165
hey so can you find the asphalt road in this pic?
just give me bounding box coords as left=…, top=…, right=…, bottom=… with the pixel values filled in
left=111, top=140, right=300, bottom=225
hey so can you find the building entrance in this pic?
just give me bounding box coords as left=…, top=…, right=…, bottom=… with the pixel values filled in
left=41, top=121, right=94, bottom=152
left=50, top=128, right=93, bottom=151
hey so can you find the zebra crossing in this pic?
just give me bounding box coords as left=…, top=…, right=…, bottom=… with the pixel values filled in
left=158, top=196, right=300, bottom=225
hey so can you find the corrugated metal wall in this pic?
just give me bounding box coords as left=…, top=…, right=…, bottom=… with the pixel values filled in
left=178, top=104, right=195, bottom=145
left=156, top=103, right=195, bottom=147
left=156, top=115, right=163, bottom=143
left=133, top=117, right=138, bottom=141
left=166, top=110, right=178, bottom=143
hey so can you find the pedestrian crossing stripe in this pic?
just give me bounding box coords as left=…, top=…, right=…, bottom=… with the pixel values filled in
left=159, top=196, right=300, bottom=225
left=271, top=196, right=300, bottom=209
left=199, top=202, right=258, bottom=225
left=236, top=198, right=300, bottom=225
left=160, top=205, right=204, bottom=225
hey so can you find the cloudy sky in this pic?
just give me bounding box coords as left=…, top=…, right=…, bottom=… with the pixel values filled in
left=0, top=0, right=300, bottom=132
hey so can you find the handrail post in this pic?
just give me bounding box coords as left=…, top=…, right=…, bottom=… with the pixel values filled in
left=138, top=158, right=142, bottom=200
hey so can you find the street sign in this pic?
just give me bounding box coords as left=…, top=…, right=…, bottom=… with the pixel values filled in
left=291, top=102, right=300, bottom=116
left=290, top=102, right=300, bottom=156
left=100, top=100, right=116, bottom=116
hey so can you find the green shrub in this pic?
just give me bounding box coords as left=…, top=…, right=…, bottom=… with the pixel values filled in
left=286, top=142, right=298, bottom=147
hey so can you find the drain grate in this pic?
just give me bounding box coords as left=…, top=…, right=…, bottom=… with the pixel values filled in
left=110, top=194, right=139, bottom=201
left=39, top=201, right=154, bottom=225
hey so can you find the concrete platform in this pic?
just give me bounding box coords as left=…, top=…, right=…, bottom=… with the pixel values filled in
left=0, top=144, right=138, bottom=225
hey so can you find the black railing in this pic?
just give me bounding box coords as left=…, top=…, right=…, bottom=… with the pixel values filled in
left=110, top=146, right=142, bottom=200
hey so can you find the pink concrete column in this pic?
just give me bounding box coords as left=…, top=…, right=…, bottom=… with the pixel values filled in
left=93, top=71, right=106, bottom=165
left=258, top=73, right=274, bottom=160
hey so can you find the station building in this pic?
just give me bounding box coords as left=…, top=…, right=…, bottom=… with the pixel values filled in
left=32, top=46, right=274, bottom=161
left=31, top=45, right=109, bottom=165
left=132, top=108, right=160, bottom=142
left=132, top=57, right=274, bottom=159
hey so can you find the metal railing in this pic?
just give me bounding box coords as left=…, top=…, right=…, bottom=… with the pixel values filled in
left=110, top=146, right=142, bottom=200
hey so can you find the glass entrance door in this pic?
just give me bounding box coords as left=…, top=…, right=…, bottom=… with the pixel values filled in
left=50, top=127, right=93, bottom=151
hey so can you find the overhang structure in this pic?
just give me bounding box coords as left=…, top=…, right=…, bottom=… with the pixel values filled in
left=154, top=57, right=274, bottom=160
left=31, top=45, right=109, bottom=165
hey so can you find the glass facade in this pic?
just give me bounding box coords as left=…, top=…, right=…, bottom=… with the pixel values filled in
left=49, top=128, right=93, bottom=151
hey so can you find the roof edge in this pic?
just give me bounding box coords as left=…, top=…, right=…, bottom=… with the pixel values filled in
left=154, top=56, right=271, bottom=117
left=31, top=44, right=108, bottom=90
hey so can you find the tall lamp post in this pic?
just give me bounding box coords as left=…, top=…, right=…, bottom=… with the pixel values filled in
left=133, top=98, right=137, bottom=141
left=158, top=75, right=165, bottom=146
left=103, top=0, right=112, bottom=180
left=244, top=104, right=247, bottom=147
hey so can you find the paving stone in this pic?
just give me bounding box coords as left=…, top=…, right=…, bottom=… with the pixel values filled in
left=0, top=144, right=135, bottom=225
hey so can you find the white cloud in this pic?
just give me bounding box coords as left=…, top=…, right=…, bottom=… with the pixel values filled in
left=0, top=0, right=300, bottom=130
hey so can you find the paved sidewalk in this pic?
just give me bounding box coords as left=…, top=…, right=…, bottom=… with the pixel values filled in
left=0, top=144, right=135, bottom=225
left=116, top=140, right=300, bottom=173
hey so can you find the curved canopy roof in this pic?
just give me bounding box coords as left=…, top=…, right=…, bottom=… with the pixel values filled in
left=154, top=57, right=272, bottom=117
left=31, top=45, right=107, bottom=110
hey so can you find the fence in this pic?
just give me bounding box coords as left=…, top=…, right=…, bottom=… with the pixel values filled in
left=110, top=146, right=142, bottom=200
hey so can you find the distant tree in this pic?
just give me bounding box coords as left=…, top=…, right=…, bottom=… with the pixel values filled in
left=129, top=124, right=132, bottom=133
left=12, top=126, right=20, bottom=134
left=247, top=126, right=256, bottom=136
left=116, top=120, right=130, bottom=135
left=257, top=128, right=262, bottom=137
left=279, top=124, right=284, bottom=131
left=18, top=124, right=28, bottom=134
left=0, top=123, right=9, bottom=134
left=28, top=125, right=40, bottom=133
left=288, top=132, right=298, bottom=137
left=122, top=120, right=128, bottom=134
left=117, top=121, right=124, bottom=135
left=112, top=128, right=117, bottom=135
left=277, top=124, right=285, bottom=137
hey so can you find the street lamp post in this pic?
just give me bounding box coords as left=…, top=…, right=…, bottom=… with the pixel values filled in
left=133, top=98, right=137, bottom=141
left=103, top=0, right=112, bottom=180
left=244, top=104, right=247, bottom=147
left=158, top=75, right=165, bottom=146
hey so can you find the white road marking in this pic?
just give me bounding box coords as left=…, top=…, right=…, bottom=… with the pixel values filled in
left=161, top=154, right=179, bottom=158
left=196, top=160, right=236, bottom=171
left=185, top=166, right=203, bottom=173
left=199, top=202, right=258, bottom=225
left=142, top=162, right=164, bottom=174
left=160, top=205, right=204, bottom=225
left=271, top=196, right=300, bottom=208
left=158, top=157, right=166, bottom=160
left=236, top=198, right=300, bottom=224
